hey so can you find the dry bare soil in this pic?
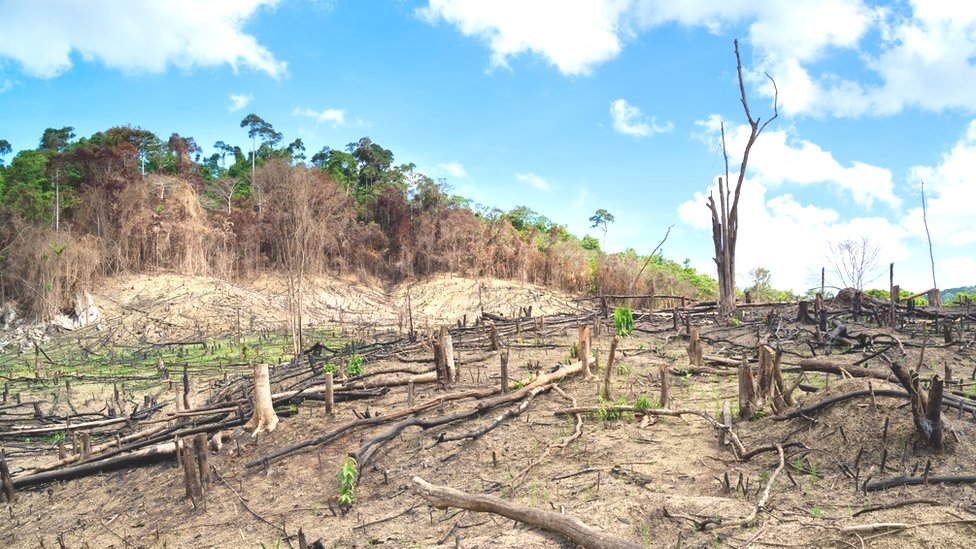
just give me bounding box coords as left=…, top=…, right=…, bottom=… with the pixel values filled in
left=2, top=274, right=975, bottom=548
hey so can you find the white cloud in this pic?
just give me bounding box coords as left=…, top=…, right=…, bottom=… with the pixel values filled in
left=420, top=0, right=976, bottom=116
left=904, top=120, right=976, bottom=248
left=516, top=172, right=551, bottom=191
left=696, top=117, right=899, bottom=209
left=0, top=0, right=286, bottom=79
left=293, top=107, right=347, bottom=127
left=438, top=161, right=468, bottom=178
left=418, top=0, right=632, bottom=75
left=610, top=99, right=673, bottom=137
left=227, top=93, right=253, bottom=112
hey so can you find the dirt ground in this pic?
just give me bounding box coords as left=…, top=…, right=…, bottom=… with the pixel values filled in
left=2, top=275, right=976, bottom=548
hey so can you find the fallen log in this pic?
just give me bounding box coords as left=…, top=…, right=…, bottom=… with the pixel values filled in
left=864, top=474, right=976, bottom=492
left=12, top=441, right=177, bottom=489
left=770, top=389, right=909, bottom=421
left=412, top=476, right=641, bottom=549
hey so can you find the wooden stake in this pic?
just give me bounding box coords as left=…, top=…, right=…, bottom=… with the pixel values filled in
left=500, top=350, right=510, bottom=393
left=325, top=372, right=335, bottom=415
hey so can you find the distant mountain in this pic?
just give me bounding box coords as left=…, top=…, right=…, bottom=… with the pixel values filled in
left=942, top=286, right=976, bottom=302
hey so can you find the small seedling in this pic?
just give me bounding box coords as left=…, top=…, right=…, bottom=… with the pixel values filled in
left=634, top=394, right=651, bottom=414
left=338, top=457, right=359, bottom=507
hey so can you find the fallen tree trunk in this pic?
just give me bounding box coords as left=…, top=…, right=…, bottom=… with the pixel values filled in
left=12, top=441, right=177, bottom=489
left=412, top=476, right=642, bottom=549
left=864, top=473, right=976, bottom=492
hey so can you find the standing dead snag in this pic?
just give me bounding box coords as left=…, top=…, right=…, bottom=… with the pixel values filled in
left=244, top=363, right=279, bottom=435
left=706, top=39, right=778, bottom=316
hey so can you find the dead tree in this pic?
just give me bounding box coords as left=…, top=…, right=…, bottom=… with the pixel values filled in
left=707, top=39, right=778, bottom=316
left=244, top=363, right=279, bottom=435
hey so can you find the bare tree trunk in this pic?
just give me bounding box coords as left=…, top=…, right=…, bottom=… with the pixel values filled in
left=706, top=39, right=778, bottom=317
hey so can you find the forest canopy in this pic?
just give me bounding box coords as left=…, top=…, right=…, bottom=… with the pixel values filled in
left=0, top=117, right=717, bottom=319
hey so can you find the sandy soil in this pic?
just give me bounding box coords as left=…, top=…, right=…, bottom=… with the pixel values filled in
left=2, top=275, right=976, bottom=548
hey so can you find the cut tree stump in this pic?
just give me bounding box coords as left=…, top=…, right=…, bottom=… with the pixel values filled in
left=738, top=356, right=757, bottom=419
left=687, top=328, right=703, bottom=368
left=244, top=363, right=279, bottom=436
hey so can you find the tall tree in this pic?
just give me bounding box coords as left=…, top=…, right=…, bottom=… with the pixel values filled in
left=0, top=139, right=11, bottom=167
left=589, top=208, right=615, bottom=248
left=39, top=127, right=75, bottom=153
left=240, top=114, right=283, bottom=215
left=707, top=39, right=778, bottom=316
left=286, top=138, right=306, bottom=162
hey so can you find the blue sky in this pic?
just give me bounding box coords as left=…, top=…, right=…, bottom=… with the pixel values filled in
left=1, top=0, right=974, bottom=293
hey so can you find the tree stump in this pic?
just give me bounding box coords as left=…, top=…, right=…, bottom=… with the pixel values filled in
left=889, top=361, right=944, bottom=450
left=737, top=356, right=757, bottom=420
left=244, top=363, right=279, bottom=435
left=579, top=324, right=592, bottom=378
left=687, top=327, right=703, bottom=368
left=600, top=336, right=620, bottom=401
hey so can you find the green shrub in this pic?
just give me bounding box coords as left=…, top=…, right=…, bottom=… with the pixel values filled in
left=613, top=306, right=634, bottom=336
left=345, top=354, right=364, bottom=377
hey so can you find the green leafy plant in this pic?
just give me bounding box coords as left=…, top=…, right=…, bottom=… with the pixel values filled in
left=323, top=362, right=338, bottom=375
left=634, top=394, right=652, bottom=414
left=617, top=362, right=631, bottom=375
left=613, top=306, right=634, bottom=336
left=338, top=457, right=359, bottom=506
left=346, top=354, right=364, bottom=377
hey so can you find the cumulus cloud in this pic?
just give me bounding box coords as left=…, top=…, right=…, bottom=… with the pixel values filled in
left=516, top=172, right=552, bottom=191
left=0, top=0, right=286, bottom=79
left=696, top=117, right=899, bottom=209
left=610, top=99, right=673, bottom=137
left=417, top=0, right=631, bottom=75
left=293, top=107, right=347, bottom=127
left=227, top=93, right=253, bottom=112
left=421, top=0, right=976, bottom=116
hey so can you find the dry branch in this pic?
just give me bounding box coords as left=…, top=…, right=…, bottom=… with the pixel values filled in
left=412, top=476, right=641, bottom=549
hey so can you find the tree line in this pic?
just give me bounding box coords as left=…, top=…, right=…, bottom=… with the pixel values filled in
left=0, top=116, right=717, bottom=320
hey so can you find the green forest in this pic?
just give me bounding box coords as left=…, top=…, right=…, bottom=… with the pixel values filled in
left=0, top=117, right=719, bottom=320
